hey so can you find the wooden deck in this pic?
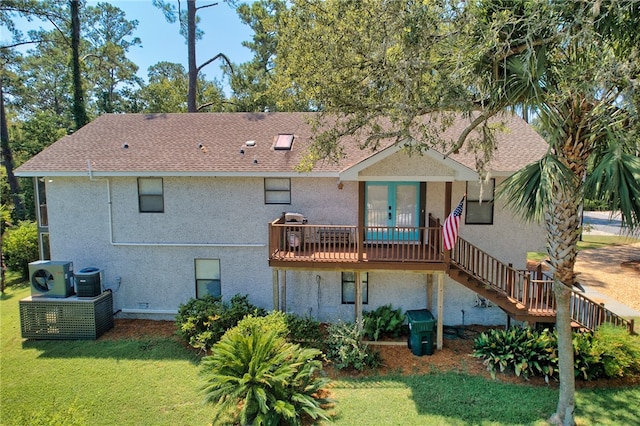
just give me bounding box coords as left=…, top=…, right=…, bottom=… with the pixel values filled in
left=268, top=219, right=635, bottom=333
left=269, top=222, right=444, bottom=269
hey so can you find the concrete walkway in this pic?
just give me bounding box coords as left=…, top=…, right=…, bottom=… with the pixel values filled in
left=582, top=210, right=633, bottom=236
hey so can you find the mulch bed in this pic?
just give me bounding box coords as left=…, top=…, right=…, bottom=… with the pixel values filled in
left=100, top=319, right=640, bottom=389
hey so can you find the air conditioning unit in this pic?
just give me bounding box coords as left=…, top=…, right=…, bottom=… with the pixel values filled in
left=75, top=267, right=102, bottom=298
left=28, top=261, right=75, bottom=298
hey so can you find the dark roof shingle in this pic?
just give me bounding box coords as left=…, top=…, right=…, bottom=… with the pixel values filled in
left=15, top=112, right=547, bottom=176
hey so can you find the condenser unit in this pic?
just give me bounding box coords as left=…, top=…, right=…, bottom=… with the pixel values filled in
left=29, top=261, right=75, bottom=298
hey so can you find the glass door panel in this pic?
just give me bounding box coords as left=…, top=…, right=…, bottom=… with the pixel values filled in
left=366, top=184, right=390, bottom=240
left=394, top=184, right=419, bottom=240
left=365, top=182, right=419, bottom=241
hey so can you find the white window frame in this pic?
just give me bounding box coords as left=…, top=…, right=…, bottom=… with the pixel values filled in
left=138, top=177, right=164, bottom=213
left=195, top=259, right=221, bottom=298
left=264, top=178, right=291, bottom=204
left=465, top=179, right=495, bottom=225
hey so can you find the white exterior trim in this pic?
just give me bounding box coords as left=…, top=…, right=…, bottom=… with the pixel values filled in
left=340, top=144, right=477, bottom=181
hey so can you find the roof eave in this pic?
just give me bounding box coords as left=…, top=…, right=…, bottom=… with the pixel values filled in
left=14, top=170, right=340, bottom=178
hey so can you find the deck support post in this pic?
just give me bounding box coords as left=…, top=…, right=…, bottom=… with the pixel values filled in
left=355, top=271, right=363, bottom=329
left=437, top=272, right=444, bottom=350
left=272, top=269, right=280, bottom=311
left=426, top=274, right=433, bottom=312
left=280, top=270, right=287, bottom=311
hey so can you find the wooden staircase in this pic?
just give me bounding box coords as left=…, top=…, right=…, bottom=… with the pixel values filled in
left=447, top=237, right=635, bottom=333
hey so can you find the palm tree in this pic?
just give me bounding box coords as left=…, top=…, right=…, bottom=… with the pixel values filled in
left=499, top=90, right=639, bottom=424
left=485, top=4, right=640, bottom=425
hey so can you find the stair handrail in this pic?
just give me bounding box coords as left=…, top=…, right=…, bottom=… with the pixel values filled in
left=449, top=237, right=634, bottom=333
left=450, top=237, right=537, bottom=310
left=524, top=263, right=635, bottom=333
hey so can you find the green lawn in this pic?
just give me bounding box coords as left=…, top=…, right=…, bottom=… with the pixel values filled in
left=2, top=284, right=639, bottom=425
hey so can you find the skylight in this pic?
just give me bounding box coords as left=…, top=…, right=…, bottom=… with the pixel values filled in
left=274, top=134, right=294, bottom=150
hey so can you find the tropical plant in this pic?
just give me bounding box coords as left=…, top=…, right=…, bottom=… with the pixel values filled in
left=363, top=304, right=406, bottom=341
left=284, top=312, right=324, bottom=348
left=571, top=331, right=602, bottom=381
left=201, top=319, right=331, bottom=425
left=472, top=327, right=557, bottom=381
left=325, top=321, right=381, bottom=371
left=233, top=310, right=289, bottom=338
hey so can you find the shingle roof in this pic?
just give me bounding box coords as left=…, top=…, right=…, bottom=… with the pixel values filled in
left=15, top=112, right=548, bottom=177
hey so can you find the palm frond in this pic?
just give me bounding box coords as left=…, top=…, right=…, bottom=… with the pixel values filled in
left=585, top=145, right=640, bottom=230
left=497, top=154, right=575, bottom=223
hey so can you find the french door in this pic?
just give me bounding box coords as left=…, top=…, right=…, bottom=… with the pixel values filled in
left=365, top=182, right=420, bottom=241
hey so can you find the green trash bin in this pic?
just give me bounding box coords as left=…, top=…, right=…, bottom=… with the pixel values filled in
left=406, top=309, right=436, bottom=356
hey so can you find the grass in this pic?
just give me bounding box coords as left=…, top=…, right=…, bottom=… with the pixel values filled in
left=2, top=283, right=640, bottom=425
left=528, top=234, right=640, bottom=263
left=1, top=284, right=212, bottom=426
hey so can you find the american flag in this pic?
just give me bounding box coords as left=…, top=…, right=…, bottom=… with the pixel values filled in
left=443, top=196, right=465, bottom=250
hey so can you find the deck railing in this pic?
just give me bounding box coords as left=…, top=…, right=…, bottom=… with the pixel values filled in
left=268, top=220, right=442, bottom=263
left=451, top=237, right=548, bottom=312
left=452, top=236, right=635, bottom=333
left=569, top=289, right=635, bottom=332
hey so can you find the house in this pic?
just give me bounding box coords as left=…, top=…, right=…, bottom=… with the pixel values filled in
left=16, top=112, right=551, bottom=348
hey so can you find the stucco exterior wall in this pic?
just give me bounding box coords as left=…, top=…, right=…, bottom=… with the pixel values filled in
left=43, top=169, right=543, bottom=325
left=284, top=270, right=510, bottom=327
left=44, top=175, right=359, bottom=317
left=447, top=179, right=546, bottom=268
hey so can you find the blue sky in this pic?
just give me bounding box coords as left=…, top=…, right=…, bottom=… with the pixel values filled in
left=114, top=1, right=254, bottom=81
left=3, top=1, right=254, bottom=85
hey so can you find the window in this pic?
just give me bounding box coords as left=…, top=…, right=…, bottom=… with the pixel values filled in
left=138, top=178, right=164, bottom=213
left=342, top=272, right=368, bottom=304
left=34, top=177, right=49, bottom=260
left=195, top=259, right=221, bottom=298
left=36, top=177, right=48, bottom=227
left=465, top=179, right=495, bottom=224
left=264, top=178, right=291, bottom=204
left=40, top=233, right=50, bottom=260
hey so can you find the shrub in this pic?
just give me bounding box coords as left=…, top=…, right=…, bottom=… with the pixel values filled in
left=233, top=311, right=289, bottom=339
left=175, top=294, right=265, bottom=352
left=285, top=313, right=324, bottom=348
left=591, top=324, right=640, bottom=378
left=201, top=320, right=332, bottom=426
left=363, top=304, right=406, bottom=341
left=572, top=331, right=604, bottom=380
left=472, top=327, right=557, bottom=380
left=473, top=325, right=640, bottom=381
left=2, top=221, right=39, bottom=277
left=325, top=321, right=381, bottom=371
